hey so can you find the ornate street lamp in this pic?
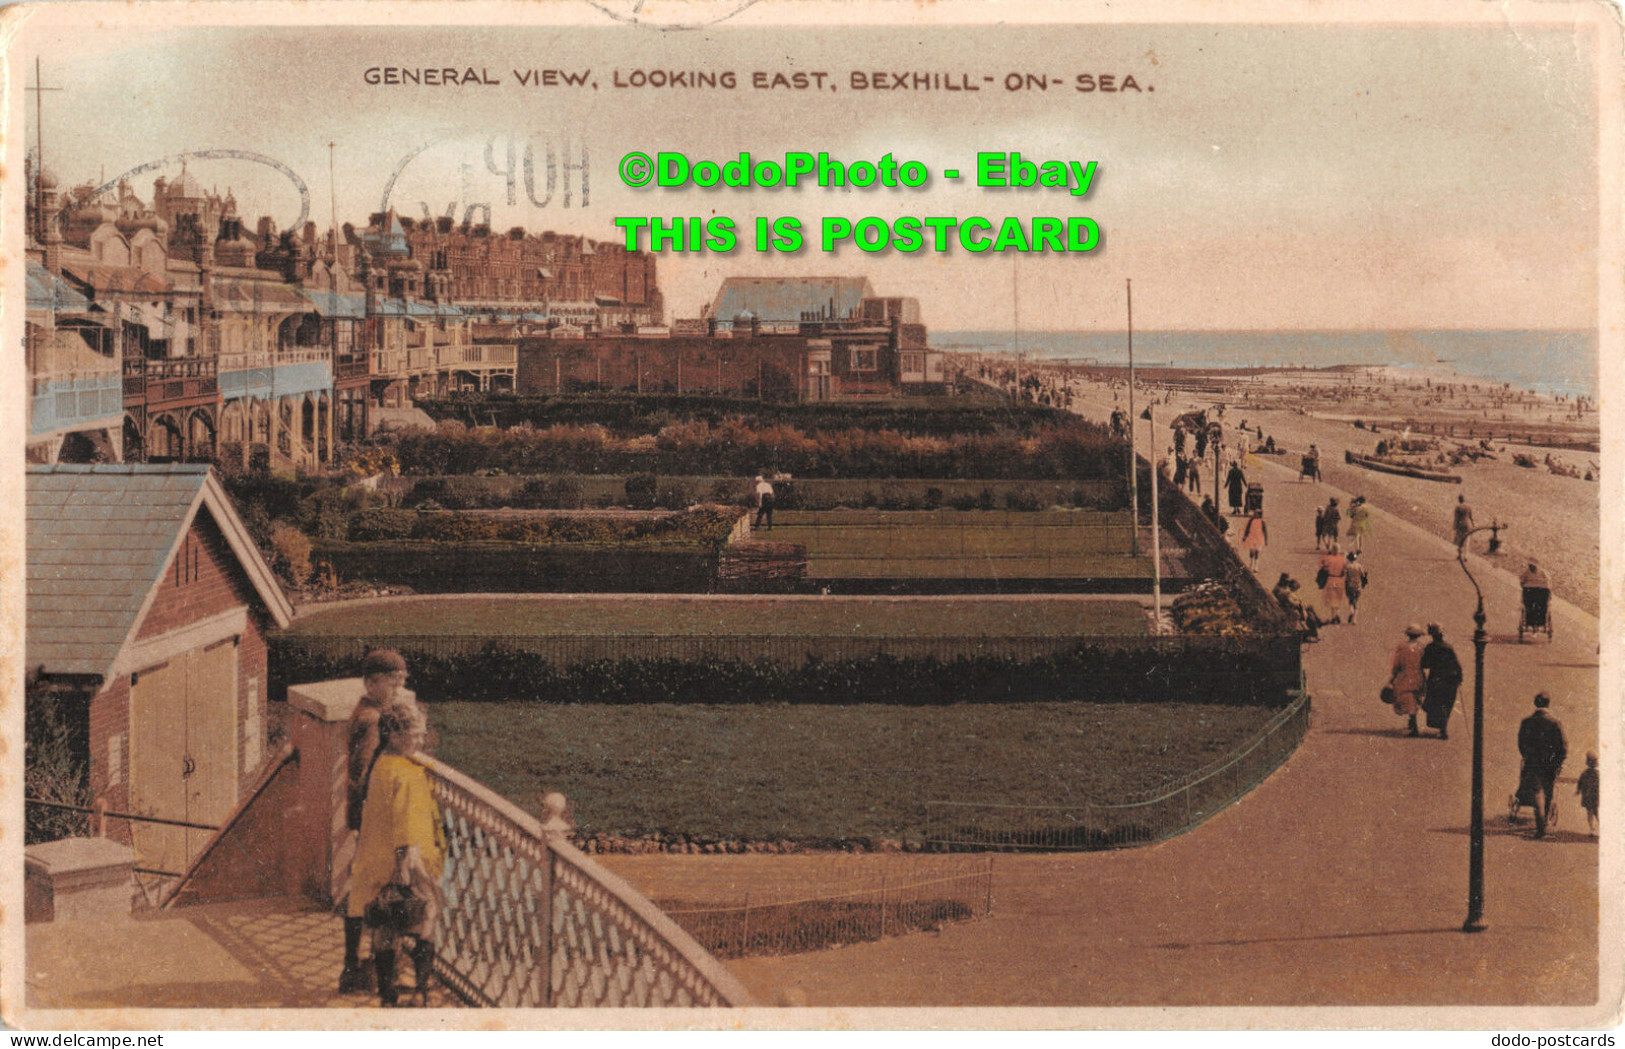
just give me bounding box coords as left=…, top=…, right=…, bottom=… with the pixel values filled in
left=1457, top=518, right=1504, bottom=933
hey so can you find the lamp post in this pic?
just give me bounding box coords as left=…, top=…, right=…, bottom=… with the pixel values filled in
left=1457, top=518, right=1504, bottom=933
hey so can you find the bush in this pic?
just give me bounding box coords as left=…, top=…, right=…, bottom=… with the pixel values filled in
left=1004, top=487, right=1044, bottom=512
left=25, top=677, right=90, bottom=844
left=625, top=472, right=659, bottom=509
left=270, top=522, right=314, bottom=586
left=923, top=486, right=945, bottom=510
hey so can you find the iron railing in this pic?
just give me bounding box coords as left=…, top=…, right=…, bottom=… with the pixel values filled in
left=660, top=857, right=993, bottom=959
left=923, top=689, right=1311, bottom=851
left=422, top=756, right=754, bottom=1008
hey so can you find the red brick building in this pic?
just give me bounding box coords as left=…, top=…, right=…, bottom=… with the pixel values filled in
left=26, top=465, right=293, bottom=874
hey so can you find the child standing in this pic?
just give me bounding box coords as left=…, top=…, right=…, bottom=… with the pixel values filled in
left=1577, top=750, right=1599, bottom=835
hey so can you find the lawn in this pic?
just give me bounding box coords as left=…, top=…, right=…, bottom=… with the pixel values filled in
left=429, top=700, right=1274, bottom=843
left=286, top=595, right=1150, bottom=640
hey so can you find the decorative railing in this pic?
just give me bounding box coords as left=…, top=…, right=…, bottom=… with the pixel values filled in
left=423, top=757, right=754, bottom=1008
left=923, top=689, right=1311, bottom=851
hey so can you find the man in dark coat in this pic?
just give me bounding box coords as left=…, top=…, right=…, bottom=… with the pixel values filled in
left=1517, top=692, right=1568, bottom=838
left=1419, top=624, right=1463, bottom=740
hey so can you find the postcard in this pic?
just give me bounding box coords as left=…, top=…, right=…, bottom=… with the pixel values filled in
left=2, top=0, right=1620, bottom=1033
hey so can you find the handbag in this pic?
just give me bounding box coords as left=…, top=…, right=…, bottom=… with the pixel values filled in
left=1315, top=565, right=1330, bottom=589
left=1380, top=686, right=1396, bottom=706
left=364, top=846, right=430, bottom=933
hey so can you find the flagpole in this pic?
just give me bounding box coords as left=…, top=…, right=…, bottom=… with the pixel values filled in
left=1128, top=278, right=1138, bottom=557
left=1149, top=399, right=1161, bottom=632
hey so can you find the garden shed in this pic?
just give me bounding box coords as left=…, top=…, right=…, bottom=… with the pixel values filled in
left=26, top=464, right=292, bottom=875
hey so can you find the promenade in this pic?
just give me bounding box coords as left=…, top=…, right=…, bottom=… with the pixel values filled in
left=610, top=446, right=1606, bottom=1015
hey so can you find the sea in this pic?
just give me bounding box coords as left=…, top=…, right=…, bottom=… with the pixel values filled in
left=933, top=330, right=1597, bottom=400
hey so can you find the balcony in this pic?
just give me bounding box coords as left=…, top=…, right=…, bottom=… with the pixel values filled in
left=30, top=370, right=124, bottom=438
left=137, top=357, right=220, bottom=407
left=217, top=350, right=333, bottom=401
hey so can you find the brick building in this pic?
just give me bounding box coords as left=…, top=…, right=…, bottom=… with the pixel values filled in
left=518, top=277, right=946, bottom=399
left=26, top=465, right=293, bottom=874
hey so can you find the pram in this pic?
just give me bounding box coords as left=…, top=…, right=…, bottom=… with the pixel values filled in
left=1244, top=482, right=1265, bottom=514
left=1508, top=768, right=1558, bottom=829
left=1519, top=585, right=1553, bottom=643
left=1299, top=454, right=1321, bottom=482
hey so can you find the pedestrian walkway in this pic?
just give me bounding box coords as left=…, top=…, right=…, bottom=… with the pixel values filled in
left=704, top=459, right=1602, bottom=1010
left=25, top=896, right=461, bottom=1009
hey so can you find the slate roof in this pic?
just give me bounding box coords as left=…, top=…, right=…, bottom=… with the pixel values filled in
left=704, top=277, right=874, bottom=324
left=26, top=260, right=92, bottom=313
left=26, top=465, right=292, bottom=680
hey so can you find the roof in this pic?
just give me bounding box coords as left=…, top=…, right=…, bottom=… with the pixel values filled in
left=212, top=278, right=311, bottom=313
left=299, top=289, right=368, bottom=319
left=62, top=262, right=171, bottom=295
left=375, top=297, right=464, bottom=319
left=27, top=465, right=293, bottom=681
left=704, top=276, right=875, bottom=324
left=27, top=260, right=92, bottom=312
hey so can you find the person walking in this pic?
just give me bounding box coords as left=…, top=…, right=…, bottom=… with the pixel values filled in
left=1516, top=692, right=1568, bottom=838
left=1273, top=573, right=1323, bottom=642
left=1343, top=550, right=1366, bottom=623
left=1577, top=751, right=1599, bottom=836
left=352, top=701, right=447, bottom=1006
left=1313, top=505, right=1326, bottom=550
left=1346, top=496, right=1372, bottom=553
left=1307, top=444, right=1323, bottom=482
left=1225, top=460, right=1247, bottom=515
left=1419, top=623, right=1463, bottom=740
left=1320, top=497, right=1342, bottom=551
left=1453, top=493, right=1476, bottom=548
left=1241, top=510, right=1268, bottom=571
left=1318, top=541, right=1348, bottom=623
left=1387, top=623, right=1427, bottom=736
left=753, top=474, right=776, bottom=530
left=339, top=649, right=420, bottom=995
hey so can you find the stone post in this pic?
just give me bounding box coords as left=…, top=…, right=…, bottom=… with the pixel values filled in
left=284, top=678, right=418, bottom=907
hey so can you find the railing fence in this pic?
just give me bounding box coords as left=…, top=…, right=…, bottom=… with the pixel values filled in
left=924, top=690, right=1311, bottom=851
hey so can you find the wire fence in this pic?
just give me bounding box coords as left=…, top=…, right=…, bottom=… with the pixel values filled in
left=657, top=857, right=993, bottom=959
left=923, top=690, right=1311, bottom=851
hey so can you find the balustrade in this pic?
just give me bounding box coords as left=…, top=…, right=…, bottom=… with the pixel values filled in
left=422, top=757, right=753, bottom=1008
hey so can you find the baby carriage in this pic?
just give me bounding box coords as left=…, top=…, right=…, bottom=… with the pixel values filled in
left=1507, top=772, right=1558, bottom=829
left=1519, top=584, right=1553, bottom=643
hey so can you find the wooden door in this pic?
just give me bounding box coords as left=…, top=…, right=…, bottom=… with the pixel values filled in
left=128, top=642, right=239, bottom=873
left=130, top=659, right=189, bottom=875
left=186, top=638, right=239, bottom=861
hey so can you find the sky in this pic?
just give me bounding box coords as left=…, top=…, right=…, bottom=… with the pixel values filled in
left=12, top=10, right=1603, bottom=332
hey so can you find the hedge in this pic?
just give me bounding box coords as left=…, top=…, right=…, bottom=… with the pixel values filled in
left=312, top=540, right=721, bottom=593
left=417, top=392, right=1073, bottom=438
left=270, top=637, right=1303, bottom=709
left=345, top=506, right=739, bottom=545
left=386, top=420, right=1123, bottom=480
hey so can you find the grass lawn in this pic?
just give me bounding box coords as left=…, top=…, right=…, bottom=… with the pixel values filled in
left=431, top=700, right=1273, bottom=842
left=287, top=595, right=1150, bottom=639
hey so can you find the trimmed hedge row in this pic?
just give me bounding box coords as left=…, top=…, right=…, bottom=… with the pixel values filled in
left=345, top=506, right=739, bottom=545
left=417, top=392, right=1068, bottom=438
left=312, top=541, right=719, bottom=593
left=271, top=639, right=1302, bottom=708
left=393, top=474, right=1126, bottom=513
left=387, top=421, right=1122, bottom=480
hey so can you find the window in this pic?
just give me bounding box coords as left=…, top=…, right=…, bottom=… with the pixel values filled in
left=108, top=733, right=124, bottom=787
left=850, top=346, right=878, bottom=372
left=174, top=534, right=202, bottom=586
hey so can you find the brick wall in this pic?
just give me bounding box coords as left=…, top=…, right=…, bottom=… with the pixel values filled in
left=92, top=507, right=275, bottom=834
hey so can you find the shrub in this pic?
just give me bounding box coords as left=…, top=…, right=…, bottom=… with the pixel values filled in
left=270, top=522, right=314, bottom=586
left=1004, top=487, right=1044, bottom=512
left=923, top=486, right=945, bottom=510
left=625, top=472, right=659, bottom=509
left=25, top=676, right=90, bottom=844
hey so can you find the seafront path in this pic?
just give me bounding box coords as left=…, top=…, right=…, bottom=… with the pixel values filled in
left=606, top=436, right=1604, bottom=1012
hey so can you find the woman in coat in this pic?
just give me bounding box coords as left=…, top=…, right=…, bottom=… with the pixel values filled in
left=1388, top=623, right=1428, bottom=736
left=1224, top=461, right=1247, bottom=515
left=1318, top=542, right=1348, bottom=623
left=350, top=701, right=446, bottom=1006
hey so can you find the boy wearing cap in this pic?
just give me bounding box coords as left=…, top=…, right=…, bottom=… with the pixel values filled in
left=339, top=648, right=424, bottom=993
left=1517, top=692, right=1568, bottom=838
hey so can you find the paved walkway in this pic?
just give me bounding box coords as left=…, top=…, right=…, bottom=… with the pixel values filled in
left=639, top=454, right=1604, bottom=1011
left=24, top=896, right=460, bottom=1009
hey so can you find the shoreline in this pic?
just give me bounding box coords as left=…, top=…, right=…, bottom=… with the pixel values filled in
left=954, top=353, right=1601, bottom=615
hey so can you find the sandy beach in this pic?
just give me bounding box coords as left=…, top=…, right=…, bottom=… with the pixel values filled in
left=960, top=357, right=1601, bottom=615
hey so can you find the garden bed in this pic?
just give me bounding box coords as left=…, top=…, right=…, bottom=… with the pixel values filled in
left=427, top=700, right=1280, bottom=843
